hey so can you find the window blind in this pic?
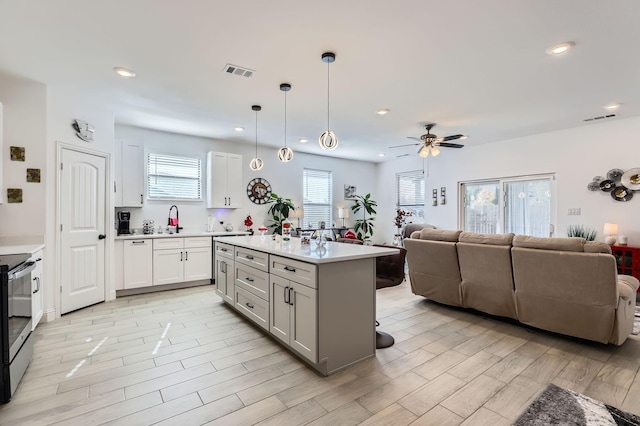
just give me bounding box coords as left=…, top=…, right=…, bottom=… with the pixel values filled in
left=147, top=153, right=202, bottom=200
left=303, top=169, right=333, bottom=229
left=396, top=170, right=425, bottom=208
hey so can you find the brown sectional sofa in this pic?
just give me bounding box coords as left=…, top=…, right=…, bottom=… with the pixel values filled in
left=404, top=228, right=640, bottom=345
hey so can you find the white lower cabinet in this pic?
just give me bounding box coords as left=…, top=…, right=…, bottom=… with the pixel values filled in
left=269, top=271, right=317, bottom=363
left=153, top=237, right=212, bottom=286
left=30, top=250, right=44, bottom=330
left=215, top=242, right=235, bottom=304
left=123, top=239, right=153, bottom=289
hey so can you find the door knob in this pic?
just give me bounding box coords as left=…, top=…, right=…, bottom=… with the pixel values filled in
left=98, top=234, right=106, bottom=240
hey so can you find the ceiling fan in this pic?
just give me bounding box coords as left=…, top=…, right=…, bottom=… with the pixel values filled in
left=390, top=124, right=466, bottom=157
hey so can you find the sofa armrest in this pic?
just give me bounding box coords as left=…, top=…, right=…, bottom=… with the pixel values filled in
left=618, top=275, right=640, bottom=296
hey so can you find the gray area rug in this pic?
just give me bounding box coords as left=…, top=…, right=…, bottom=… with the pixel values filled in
left=514, top=384, right=640, bottom=425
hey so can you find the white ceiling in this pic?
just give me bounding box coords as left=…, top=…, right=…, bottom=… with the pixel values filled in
left=1, top=1, right=639, bottom=162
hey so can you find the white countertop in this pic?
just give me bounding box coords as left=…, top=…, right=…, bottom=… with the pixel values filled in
left=0, top=236, right=45, bottom=255
left=213, top=235, right=399, bottom=264
left=115, top=231, right=250, bottom=240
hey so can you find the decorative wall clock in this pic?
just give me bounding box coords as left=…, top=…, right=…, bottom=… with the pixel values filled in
left=247, top=178, right=272, bottom=204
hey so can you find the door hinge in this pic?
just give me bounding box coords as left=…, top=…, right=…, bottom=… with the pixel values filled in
left=60, top=163, right=63, bottom=170
left=114, top=181, right=116, bottom=193
left=60, top=224, right=63, bottom=231
left=60, top=286, right=62, bottom=294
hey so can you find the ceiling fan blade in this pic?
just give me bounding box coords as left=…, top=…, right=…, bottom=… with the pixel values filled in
left=389, top=142, right=421, bottom=148
left=396, top=153, right=410, bottom=158
left=407, top=136, right=422, bottom=141
left=440, top=134, right=465, bottom=142
left=437, top=142, right=464, bottom=148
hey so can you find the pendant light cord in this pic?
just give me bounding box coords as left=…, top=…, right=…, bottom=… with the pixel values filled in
left=284, top=90, right=287, bottom=148
left=327, top=60, right=330, bottom=132
left=255, top=110, right=258, bottom=157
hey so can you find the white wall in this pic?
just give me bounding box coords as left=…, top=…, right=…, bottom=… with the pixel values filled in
left=0, top=72, right=47, bottom=236
left=115, top=125, right=377, bottom=234
left=376, top=116, right=640, bottom=245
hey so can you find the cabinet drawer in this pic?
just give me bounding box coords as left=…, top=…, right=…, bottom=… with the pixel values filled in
left=235, top=247, right=269, bottom=272
left=270, top=255, right=317, bottom=289
left=185, top=237, right=211, bottom=248
left=215, top=242, right=235, bottom=260
left=235, top=286, right=269, bottom=331
left=154, top=238, right=184, bottom=250
left=125, top=239, right=152, bottom=248
left=235, top=263, right=269, bottom=301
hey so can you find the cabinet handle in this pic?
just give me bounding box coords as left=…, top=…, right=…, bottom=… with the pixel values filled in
left=246, top=277, right=254, bottom=282
left=284, top=266, right=296, bottom=272
left=36, top=258, right=42, bottom=262
left=180, top=251, right=183, bottom=262
left=140, top=194, right=143, bottom=204
left=132, top=241, right=145, bottom=244
left=220, top=248, right=228, bottom=252
left=246, top=255, right=254, bottom=260
left=220, top=261, right=226, bottom=273
left=228, top=197, right=231, bottom=205
left=284, top=286, right=289, bottom=304
left=245, top=302, right=254, bottom=309
left=33, top=276, right=40, bottom=294
left=185, top=251, right=188, bottom=261
left=288, top=287, right=294, bottom=306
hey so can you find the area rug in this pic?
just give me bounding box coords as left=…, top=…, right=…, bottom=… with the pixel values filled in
left=514, top=384, right=640, bottom=425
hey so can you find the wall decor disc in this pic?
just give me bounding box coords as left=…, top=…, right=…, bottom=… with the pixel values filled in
left=587, top=181, right=600, bottom=191
left=599, top=179, right=615, bottom=192
left=611, top=186, right=633, bottom=202
left=592, top=175, right=605, bottom=184
left=607, top=168, right=624, bottom=182
left=246, top=178, right=272, bottom=204
left=621, top=168, right=640, bottom=191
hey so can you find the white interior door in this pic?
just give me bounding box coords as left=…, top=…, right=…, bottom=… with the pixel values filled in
left=60, top=148, right=107, bottom=314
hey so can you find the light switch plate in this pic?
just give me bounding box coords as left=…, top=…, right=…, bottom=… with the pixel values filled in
left=568, top=208, right=581, bottom=215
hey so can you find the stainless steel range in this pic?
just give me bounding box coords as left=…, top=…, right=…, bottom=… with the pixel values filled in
left=1, top=253, right=35, bottom=403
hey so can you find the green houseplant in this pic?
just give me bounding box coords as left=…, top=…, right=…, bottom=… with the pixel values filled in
left=265, top=193, right=295, bottom=234
left=351, top=193, right=377, bottom=241
left=567, top=225, right=597, bottom=241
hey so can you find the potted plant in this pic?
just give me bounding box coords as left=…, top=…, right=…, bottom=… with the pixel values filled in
left=351, top=193, right=377, bottom=242
left=567, top=225, right=597, bottom=241
left=265, top=193, right=295, bottom=235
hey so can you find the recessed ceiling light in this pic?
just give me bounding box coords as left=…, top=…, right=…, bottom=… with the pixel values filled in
left=299, top=138, right=308, bottom=143
left=603, top=103, right=621, bottom=111
left=376, top=109, right=390, bottom=115
left=234, top=127, right=244, bottom=132
left=113, top=67, right=136, bottom=78
left=546, top=41, right=575, bottom=55
left=378, top=153, right=385, bottom=157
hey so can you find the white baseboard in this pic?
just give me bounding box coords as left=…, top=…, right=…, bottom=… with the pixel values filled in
left=44, top=308, right=56, bottom=323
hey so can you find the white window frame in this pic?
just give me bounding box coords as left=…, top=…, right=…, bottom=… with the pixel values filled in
left=396, top=170, right=425, bottom=221
left=146, top=152, right=203, bottom=201
left=458, top=173, right=557, bottom=237
left=303, top=168, right=333, bottom=229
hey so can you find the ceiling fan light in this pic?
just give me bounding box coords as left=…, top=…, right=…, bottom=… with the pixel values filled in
left=278, top=146, right=293, bottom=162
left=249, top=157, right=264, bottom=171
left=319, top=130, right=338, bottom=150
left=431, top=146, right=441, bottom=156
left=418, top=146, right=430, bottom=157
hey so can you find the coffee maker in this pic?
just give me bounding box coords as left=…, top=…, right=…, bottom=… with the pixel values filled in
left=117, top=211, right=131, bottom=235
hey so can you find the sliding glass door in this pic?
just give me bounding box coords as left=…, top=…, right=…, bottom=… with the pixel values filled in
left=460, top=175, right=554, bottom=237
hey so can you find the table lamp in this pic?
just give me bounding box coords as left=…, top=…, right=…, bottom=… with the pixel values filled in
left=338, top=208, right=349, bottom=227
left=603, top=223, right=618, bottom=245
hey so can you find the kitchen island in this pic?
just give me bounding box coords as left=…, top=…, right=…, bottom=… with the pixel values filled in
left=213, top=235, right=398, bottom=376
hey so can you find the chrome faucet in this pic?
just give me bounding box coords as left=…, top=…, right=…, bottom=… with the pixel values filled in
left=168, top=205, right=183, bottom=233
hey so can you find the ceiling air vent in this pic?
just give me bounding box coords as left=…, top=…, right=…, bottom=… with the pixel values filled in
left=223, top=64, right=254, bottom=78
left=583, top=114, right=616, bottom=122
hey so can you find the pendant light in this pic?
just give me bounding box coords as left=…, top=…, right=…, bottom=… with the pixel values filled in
left=319, top=52, right=338, bottom=150
left=278, top=83, right=294, bottom=162
left=249, top=105, right=264, bottom=171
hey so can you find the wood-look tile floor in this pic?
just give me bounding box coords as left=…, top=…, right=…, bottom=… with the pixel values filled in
left=3, top=281, right=640, bottom=425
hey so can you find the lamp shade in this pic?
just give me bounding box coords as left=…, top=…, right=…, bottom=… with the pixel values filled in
left=603, top=223, right=618, bottom=235
left=292, top=207, right=303, bottom=218
left=338, top=208, right=349, bottom=219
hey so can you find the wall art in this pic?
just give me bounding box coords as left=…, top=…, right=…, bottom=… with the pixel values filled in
left=26, top=168, right=41, bottom=183
left=344, top=185, right=357, bottom=199
left=7, top=188, right=22, bottom=203
left=588, top=167, right=639, bottom=202
left=10, top=146, right=25, bottom=161
left=441, top=187, right=446, bottom=205
left=432, top=188, right=438, bottom=206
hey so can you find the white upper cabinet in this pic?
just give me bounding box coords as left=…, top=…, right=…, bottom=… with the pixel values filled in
left=115, top=140, right=144, bottom=207
left=206, top=151, right=243, bottom=208
left=0, top=101, right=3, bottom=204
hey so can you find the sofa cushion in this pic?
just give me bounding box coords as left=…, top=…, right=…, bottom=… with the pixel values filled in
left=459, top=232, right=514, bottom=246
left=512, top=235, right=585, bottom=252
left=584, top=241, right=612, bottom=254
left=415, top=228, right=461, bottom=242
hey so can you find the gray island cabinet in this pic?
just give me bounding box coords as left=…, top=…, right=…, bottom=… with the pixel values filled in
left=213, top=235, right=397, bottom=376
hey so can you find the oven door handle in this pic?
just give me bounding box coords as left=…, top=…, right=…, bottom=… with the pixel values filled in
left=8, top=261, right=36, bottom=280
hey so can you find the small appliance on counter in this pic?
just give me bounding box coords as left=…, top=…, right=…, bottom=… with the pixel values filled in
left=143, top=220, right=155, bottom=235
left=117, top=211, right=131, bottom=235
